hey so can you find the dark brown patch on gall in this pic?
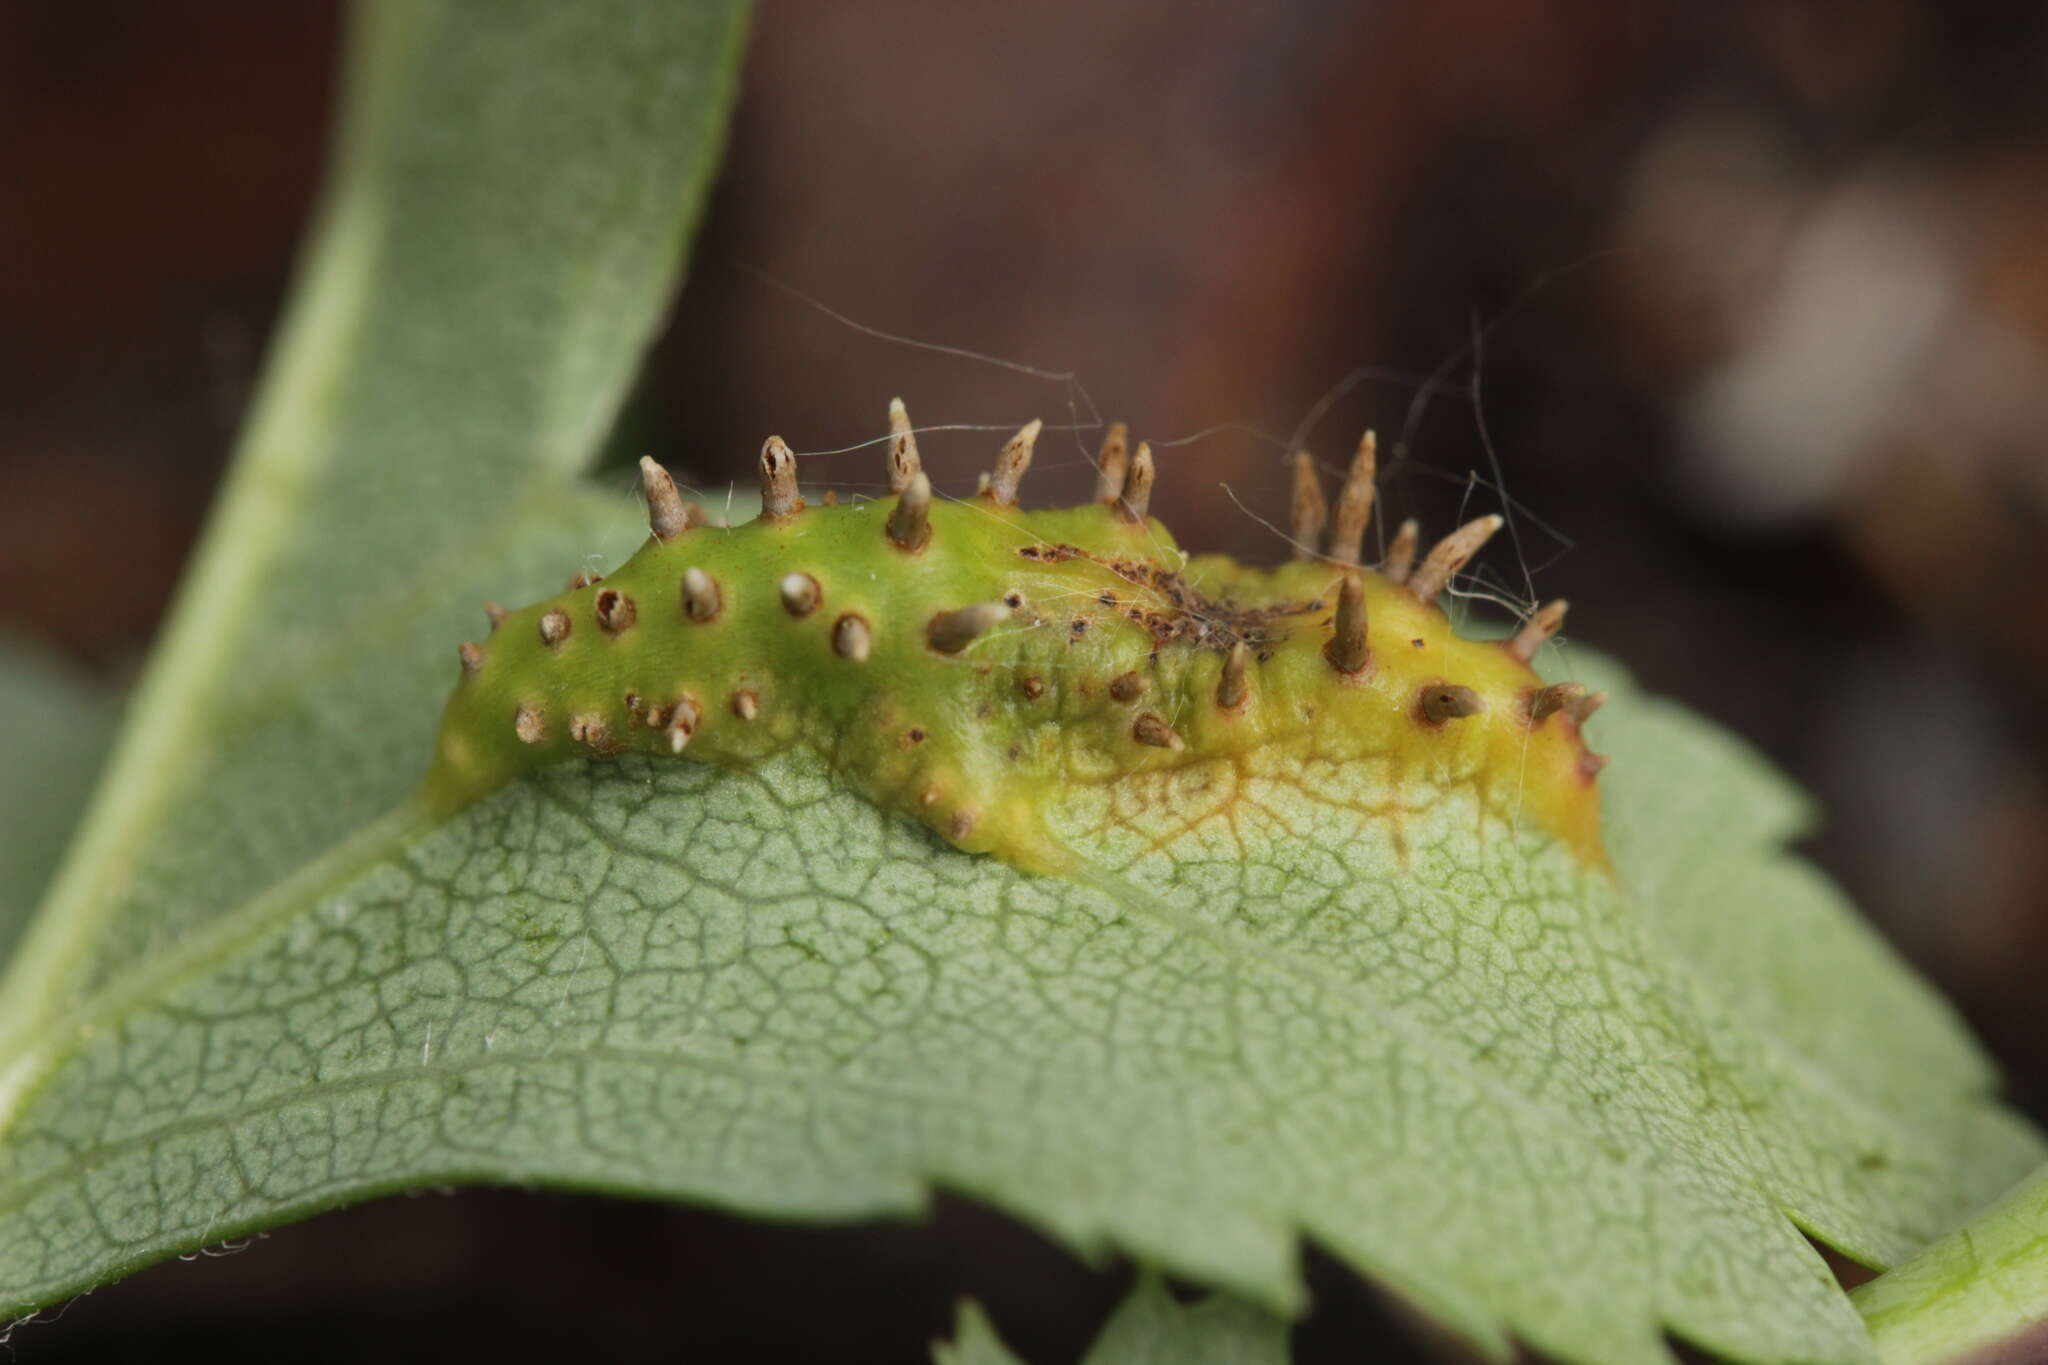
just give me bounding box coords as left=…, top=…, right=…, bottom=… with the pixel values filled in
left=596, top=589, right=637, bottom=634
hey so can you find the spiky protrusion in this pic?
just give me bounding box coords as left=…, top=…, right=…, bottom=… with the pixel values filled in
left=457, top=641, right=484, bottom=676
left=1508, top=600, right=1568, bottom=663
left=681, top=568, right=722, bottom=622
left=834, top=614, right=872, bottom=662
left=1109, top=671, right=1146, bottom=703
left=484, top=601, right=509, bottom=633
left=731, top=688, right=760, bottom=721
left=1529, top=682, right=1586, bottom=724
left=1407, top=514, right=1504, bottom=603
left=1329, top=430, right=1377, bottom=566
left=759, top=436, right=804, bottom=518
left=927, top=602, right=1009, bottom=654
left=640, top=456, right=691, bottom=542
left=1118, top=442, right=1156, bottom=522
left=567, top=570, right=602, bottom=591
left=1132, top=712, right=1184, bottom=750
left=1384, top=519, right=1419, bottom=585
left=666, top=696, right=703, bottom=754
left=1290, top=451, right=1327, bottom=561
left=1420, top=683, right=1484, bottom=724
left=779, top=572, right=820, bottom=617
left=513, top=705, right=545, bottom=744
left=888, top=471, right=932, bottom=552
left=1329, top=573, right=1369, bottom=674
left=595, top=589, right=637, bottom=634
left=887, top=398, right=921, bottom=493
left=1092, top=422, right=1131, bottom=505
left=985, top=419, right=1041, bottom=506
left=538, top=609, right=571, bottom=649
left=1217, top=641, right=1250, bottom=709
left=1568, top=690, right=1607, bottom=725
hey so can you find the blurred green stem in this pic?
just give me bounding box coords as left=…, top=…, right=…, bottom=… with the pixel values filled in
left=1856, top=1163, right=2048, bottom=1364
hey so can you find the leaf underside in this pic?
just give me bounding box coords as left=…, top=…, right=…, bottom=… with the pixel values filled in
left=935, top=1279, right=1289, bottom=1365
left=0, top=3, right=2036, bottom=1364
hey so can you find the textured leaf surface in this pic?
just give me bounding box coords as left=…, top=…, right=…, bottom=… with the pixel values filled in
left=0, top=643, right=2036, bottom=1360
left=934, top=1281, right=1288, bottom=1365
left=0, top=1, right=2037, bottom=1360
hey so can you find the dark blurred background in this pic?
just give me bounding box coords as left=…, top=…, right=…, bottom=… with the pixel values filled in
left=5, top=1, right=2047, bottom=1360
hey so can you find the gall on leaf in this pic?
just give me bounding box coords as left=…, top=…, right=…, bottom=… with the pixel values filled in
left=424, top=402, right=1604, bottom=874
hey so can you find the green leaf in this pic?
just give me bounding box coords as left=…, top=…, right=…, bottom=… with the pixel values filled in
left=0, top=637, right=115, bottom=960
left=1853, top=1162, right=2048, bottom=1365
left=0, top=2, right=2035, bottom=1361
left=934, top=1280, right=1288, bottom=1365
left=0, top=0, right=752, bottom=1097
left=0, top=651, right=2035, bottom=1361
left=933, top=1301, right=1030, bottom=1365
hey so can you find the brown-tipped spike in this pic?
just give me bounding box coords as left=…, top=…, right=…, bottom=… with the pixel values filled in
left=457, top=641, right=484, bottom=676
left=1581, top=752, right=1611, bottom=778
left=1132, top=712, right=1184, bottom=750
left=640, top=456, right=690, bottom=541
left=1328, top=430, right=1377, bottom=565
left=681, top=568, right=722, bottom=622
left=927, top=602, right=1009, bottom=654
left=1217, top=641, right=1250, bottom=709
left=538, top=609, right=571, bottom=649
left=595, top=588, right=637, bottom=634
left=887, top=470, right=932, bottom=551
left=1508, top=599, right=1569, bottom=663
left=1290, top=451, right=1328, bottom=561
left=513, top=705, right=545, bottom=745
left=779, top=572, right=820, bottom=617
left=570, top=714, right=612, bottom=750
left=1420, top=683, right=1485, bottom=724
left=1092, top=422, right=1131, bottom=504
left=664, top=697, right=702, bottom=754
left=1567, top=690, right=1607, bottom=725
left=833, top=613, right=872, bottom=662
left=759, top=436, right=805, bottom=518
left=1118, top=442, right=1156, bottom=521
left=1384, top=519, right=1420, bottom=584
left=887, top=398, right=921, bottom=493
left=1328, top=573, right=1369, bottom=674
left=985, top=419, right=1041, bottom=506
left=730, top=688, right=760, bottom=721
left=1407, top=514, right=1505, bottom=603
left=1108, top=671, right=1146, bottom=703
left=484, top=601, right=509, bottom=632
left=1528, top=681, right=1587, bottom=723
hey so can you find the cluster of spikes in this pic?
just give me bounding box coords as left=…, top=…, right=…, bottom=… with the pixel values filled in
left=1282, top=429, right=1602, bottom=745
left=457, top=400, right=1605, bottom=770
